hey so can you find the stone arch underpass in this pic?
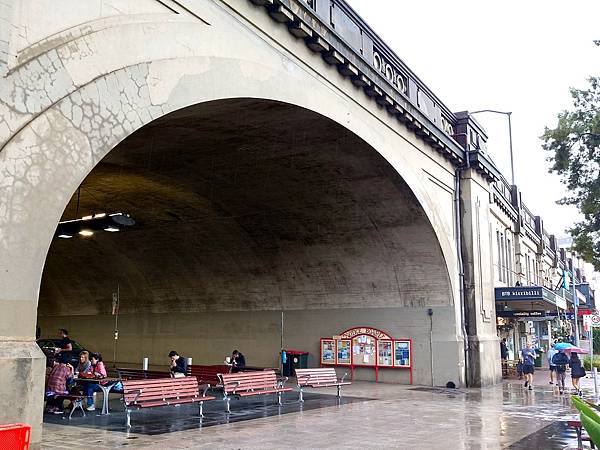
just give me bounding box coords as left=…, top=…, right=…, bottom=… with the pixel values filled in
left=0, top=0, right=501, bottom=445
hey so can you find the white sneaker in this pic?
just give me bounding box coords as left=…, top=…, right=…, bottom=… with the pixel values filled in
left=86, top=406, right=96, bottom=411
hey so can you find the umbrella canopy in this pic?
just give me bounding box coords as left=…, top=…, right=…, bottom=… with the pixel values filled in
left=555, top=342, right=574, bottom=350
left=564, top=347, right=589, bottom=354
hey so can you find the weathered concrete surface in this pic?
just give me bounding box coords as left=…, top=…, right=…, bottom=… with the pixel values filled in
left=460, top=169, right=502, bottom=386
left=0, top=0, right=501, bottom=443
left=0, top=341, right=45, bottom=446
left=37, top=98, right=458, bottom=386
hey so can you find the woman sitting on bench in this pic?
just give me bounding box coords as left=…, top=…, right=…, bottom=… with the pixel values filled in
left=83, top=352, right=108, bottom=411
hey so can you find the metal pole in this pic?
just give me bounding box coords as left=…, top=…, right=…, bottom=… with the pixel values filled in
left=590, top=328, right=597, bottom=396
left=573, top=271, right=580, bottom=347
left=507, top=112, right=515, bottom=185
left=280, top=310, right=284, bottom=375
left=468, top=110, right=515, bottom=185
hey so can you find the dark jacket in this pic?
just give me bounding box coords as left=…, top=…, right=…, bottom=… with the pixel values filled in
left=569, top=356, right=586, bottom=378
left=552, top=352, right=569, bottom=373
left=500, top=342, right=509, bottom=360
left=170, top=356, right=188, bottom=374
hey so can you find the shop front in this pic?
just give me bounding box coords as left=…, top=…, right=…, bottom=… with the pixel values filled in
left=495, top=286, right=568, bottom=364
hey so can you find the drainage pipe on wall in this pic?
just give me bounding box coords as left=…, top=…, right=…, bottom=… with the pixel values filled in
left=454, top=163, right=471, bottom=387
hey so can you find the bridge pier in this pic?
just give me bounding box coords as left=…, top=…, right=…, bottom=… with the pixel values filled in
left=460, top=168, right=503, bottom=386
left=0, top=300, right=45, bottom=448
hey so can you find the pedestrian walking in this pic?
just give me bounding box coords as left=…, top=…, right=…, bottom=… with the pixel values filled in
left=547, top=344, right=558, bottom=384
left=500, top=338, right=509, bottom=377
left=569, top=353, right=586, bottom=395
left=521, top=344, right=537, bottom=391
left=551, top=349, right=569, bottom=394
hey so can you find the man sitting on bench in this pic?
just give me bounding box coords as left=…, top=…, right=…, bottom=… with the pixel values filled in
left=168, top=350, right=188, bottom=378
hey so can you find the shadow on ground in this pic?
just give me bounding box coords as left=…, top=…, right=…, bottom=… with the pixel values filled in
left=43, top=392, right=372, bottom=435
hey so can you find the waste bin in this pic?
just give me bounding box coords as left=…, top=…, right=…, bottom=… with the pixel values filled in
left=534, top=348, right=544, bottom=368
left=282, top=350, right=309, bottom=377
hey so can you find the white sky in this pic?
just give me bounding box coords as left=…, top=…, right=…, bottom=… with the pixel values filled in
left=347, top=0, right=600, bottom=237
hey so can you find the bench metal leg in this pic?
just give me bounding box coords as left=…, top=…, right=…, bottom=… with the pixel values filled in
left=277, top=392, right=282, bottom=406
left=298, top=388, right=304, bottom=403
left=224, top=396, right=231, bottom=413
left=69, top=399, right=86, bottom=420
left=199, top=401, right=204, bottom=418
left=576, top=426, right=583, bottom=450
left=125, top=409, right=132, bottom=429
left=337, top=385, right=342, bottom=399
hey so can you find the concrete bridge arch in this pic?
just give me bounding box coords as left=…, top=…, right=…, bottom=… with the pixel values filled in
left=0, top=1, right=494, bottom=445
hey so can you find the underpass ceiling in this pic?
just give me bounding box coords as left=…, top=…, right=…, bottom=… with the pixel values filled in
left=41, top=99, right=450, bottom=315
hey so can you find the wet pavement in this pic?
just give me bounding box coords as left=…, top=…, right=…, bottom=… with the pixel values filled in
left=42, top=392, right=372, bottom=435
left=41, top=370, right=597, bottom=449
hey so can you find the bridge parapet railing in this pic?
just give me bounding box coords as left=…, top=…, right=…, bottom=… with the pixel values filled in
left=274, top=0, right=457, bottom=139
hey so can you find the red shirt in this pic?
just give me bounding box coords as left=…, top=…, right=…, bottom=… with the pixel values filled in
left=47, top=364, right=71, bottom=394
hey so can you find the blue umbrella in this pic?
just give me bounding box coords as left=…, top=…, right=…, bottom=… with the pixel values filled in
left=555, top=342, right=574, bottom=350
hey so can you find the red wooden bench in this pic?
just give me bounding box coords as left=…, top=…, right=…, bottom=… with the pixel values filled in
left=187, top=365, right=230, bottom=386
left=116, top=368, right=171, bottom=380
left=295, top=368, right=351, bottom=402
left=122, top=377, right=215, bottom=428
left=566, top=420, right=597, bottom=450
left=218, top=370, right=292, bottom=413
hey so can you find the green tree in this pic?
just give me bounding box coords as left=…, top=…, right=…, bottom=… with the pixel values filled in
left=542, top=76, right=600, bottom=268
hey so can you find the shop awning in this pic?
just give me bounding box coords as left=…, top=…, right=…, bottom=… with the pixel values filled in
left=494, top=286, right=566, bottom=311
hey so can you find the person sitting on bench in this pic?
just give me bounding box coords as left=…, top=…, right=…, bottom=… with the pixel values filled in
left=83, top=352, right=108, bottom=411
left=230, top=350, right=246, bottom=373
left=168, top=350, right=188, bottom=377
left=45, top=353, right=74, bottom=414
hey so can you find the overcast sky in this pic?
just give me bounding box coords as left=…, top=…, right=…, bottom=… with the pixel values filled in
left=346, top=0, right=600, bottom=237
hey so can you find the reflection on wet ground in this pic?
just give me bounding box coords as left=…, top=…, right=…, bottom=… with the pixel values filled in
left=43, top=392, right=371, bottom=435
left=506, top=421, right=577, bottom=450
left=41, top=372, right=595, bottom=449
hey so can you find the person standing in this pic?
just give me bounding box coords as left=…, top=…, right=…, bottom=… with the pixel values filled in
left=521, top=344, right=537, bottom=391
left=500, top=338, right=509, bottom=377
left=55, top=329, right=73, bottom=362
left=551, top=349, right=569, bottom=394
left=547, top=344, right=558, bottom=385
left=569, top=352, right=586, bottom=395
left=168, top=351, right=188, bottom=377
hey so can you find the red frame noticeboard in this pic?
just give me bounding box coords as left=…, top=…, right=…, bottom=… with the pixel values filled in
left=320, top=327, right=412, bottom=383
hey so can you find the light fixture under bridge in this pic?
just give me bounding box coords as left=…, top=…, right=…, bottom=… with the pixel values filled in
left=55, top=212, right=135, bottom=239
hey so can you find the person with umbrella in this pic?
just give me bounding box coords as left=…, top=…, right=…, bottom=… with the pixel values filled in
left=551, top=348, right=569, bottom=394
left=568, top=349, right=587, bottom=395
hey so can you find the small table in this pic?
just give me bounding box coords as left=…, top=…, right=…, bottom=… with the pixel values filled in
left=73, top=377, right=120, bottom=415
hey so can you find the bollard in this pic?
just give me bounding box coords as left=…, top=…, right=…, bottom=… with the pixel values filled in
left=142, top=357, right=149, bottom=370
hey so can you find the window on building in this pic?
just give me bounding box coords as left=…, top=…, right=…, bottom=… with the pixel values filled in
left=507, top=238, right=513, bottom=285
left=496, top=230, right=502, bottom=282
left=500, top=234, right=505, bottom=283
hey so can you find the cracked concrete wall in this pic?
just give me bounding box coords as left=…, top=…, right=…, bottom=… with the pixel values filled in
left=0, top=0, right=478, bottom=443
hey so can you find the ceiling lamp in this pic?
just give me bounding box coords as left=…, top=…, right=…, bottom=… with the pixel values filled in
left=55, top=212, right=135, bottom=239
